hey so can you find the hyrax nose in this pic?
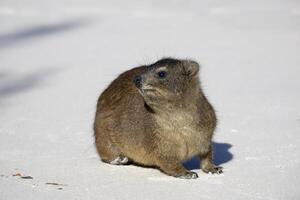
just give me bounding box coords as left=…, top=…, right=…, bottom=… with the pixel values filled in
left=134, top=75, right=142, bottom=88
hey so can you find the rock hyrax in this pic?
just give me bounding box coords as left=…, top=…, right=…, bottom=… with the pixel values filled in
left=94, top=58, right=222, bottom=179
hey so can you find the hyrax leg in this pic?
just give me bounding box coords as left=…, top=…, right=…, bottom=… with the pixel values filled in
left=156, top=157, right=198, bottom=179
left=199, top=148, right=223, bottom=174
left=96, top=139, right=129, bottom=165
left=94, top=127, right=129, bottom=165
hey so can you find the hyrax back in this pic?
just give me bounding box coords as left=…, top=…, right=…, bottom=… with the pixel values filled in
left=94, top=58, right=222, bottom=179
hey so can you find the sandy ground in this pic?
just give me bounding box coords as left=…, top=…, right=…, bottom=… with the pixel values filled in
left=1, top=0, right=300, bottom=199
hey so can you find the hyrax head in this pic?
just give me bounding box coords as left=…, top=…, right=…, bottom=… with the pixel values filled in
left=133, top=58, right=200, bottom=110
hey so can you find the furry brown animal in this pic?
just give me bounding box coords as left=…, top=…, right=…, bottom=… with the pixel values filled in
left=94, top=58, right=222, bottom=179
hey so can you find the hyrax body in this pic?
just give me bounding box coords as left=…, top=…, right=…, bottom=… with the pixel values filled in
left=94, top=58, right=222, bottom=179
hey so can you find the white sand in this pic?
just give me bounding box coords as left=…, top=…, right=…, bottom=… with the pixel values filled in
left=1, top=0, right=300, bottom=199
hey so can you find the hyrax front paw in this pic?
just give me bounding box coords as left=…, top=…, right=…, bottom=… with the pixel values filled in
left=202, top=166, right=223, bottom=174
left=178, top=171, right=198, bottom=179
left=109, top=156, right=129, bottom=165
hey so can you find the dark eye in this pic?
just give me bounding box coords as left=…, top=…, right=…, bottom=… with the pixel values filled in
left=157, top=71, right=167, bottom=78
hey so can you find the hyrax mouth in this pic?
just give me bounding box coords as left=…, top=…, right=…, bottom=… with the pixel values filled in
left=138, top=86, right=156, bottom=97
left=141, top=85, right=156, bottom=92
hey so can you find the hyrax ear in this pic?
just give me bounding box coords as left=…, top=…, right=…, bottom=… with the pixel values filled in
left=182, top=60, right=200, bottom=76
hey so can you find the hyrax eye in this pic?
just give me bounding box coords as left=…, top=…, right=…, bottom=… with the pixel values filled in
left=157, top=71, right=167, bottom=78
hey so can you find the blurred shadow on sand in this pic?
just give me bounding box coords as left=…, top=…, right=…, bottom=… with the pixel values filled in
left=0, top=18, right=90, bottom=49
left=183, top=142, right=233, bottom=170
left=0, top=18, right=91, bottom=104
left=0, top=68, right=60, bottom=105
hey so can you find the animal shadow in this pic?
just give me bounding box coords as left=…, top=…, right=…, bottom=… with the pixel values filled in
left=183, top=142, right=233, bottom=170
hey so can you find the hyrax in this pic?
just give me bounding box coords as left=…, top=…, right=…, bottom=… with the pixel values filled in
left=94, top=58, right=222, bottom=179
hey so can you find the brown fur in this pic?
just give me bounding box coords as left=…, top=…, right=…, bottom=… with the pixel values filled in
left=94, top=58, right=222, bottom=179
